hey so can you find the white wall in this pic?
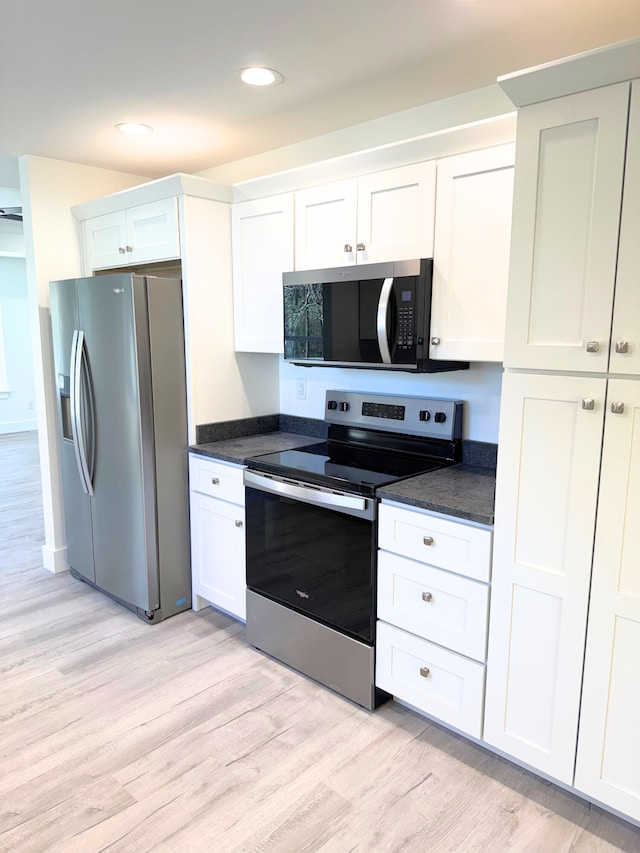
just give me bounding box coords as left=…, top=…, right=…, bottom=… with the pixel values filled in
left=0, top=220, right=25, bottom=256
left=0, top=257, right=37, bottom=433
left=280, top=360, right=502, bottom=443
left=201, top=86, right=514, bottom=187
left=19, top=155, right=147, bottom=573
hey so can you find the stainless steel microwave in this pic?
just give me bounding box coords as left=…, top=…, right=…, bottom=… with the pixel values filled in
left=283, top=258, right=469, bottom=373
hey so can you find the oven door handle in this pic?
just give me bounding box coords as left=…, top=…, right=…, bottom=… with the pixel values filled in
left=244, top=470, right=374, bottom=518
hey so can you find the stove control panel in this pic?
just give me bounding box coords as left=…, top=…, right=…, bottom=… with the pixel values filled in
left=325, top=390, right=463, bottom=440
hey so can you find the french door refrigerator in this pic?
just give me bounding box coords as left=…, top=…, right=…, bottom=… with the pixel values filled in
left=50, top=273, right=191, bottom=622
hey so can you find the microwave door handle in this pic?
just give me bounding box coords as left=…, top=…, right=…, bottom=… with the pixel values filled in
left=376, top=277, right=394, bottom=364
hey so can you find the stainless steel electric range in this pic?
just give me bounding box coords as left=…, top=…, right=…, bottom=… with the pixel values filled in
left=243, top=390, right=463, bottom=710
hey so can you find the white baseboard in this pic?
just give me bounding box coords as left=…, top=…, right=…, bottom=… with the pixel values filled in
left=0, top=418, right=38, bottom=434
left=42, top=544, right=69, bottom=574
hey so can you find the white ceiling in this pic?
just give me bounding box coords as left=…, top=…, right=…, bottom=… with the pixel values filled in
left=1, top=0, right=639, bottom=191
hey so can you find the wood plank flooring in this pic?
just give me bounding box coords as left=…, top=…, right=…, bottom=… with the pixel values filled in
left=1, top=431, right=639, bottom=852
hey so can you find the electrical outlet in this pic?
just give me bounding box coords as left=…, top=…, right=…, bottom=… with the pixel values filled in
left=295, top=378, right=306, bottom=400
left=28, top=401, right=35, bottom=410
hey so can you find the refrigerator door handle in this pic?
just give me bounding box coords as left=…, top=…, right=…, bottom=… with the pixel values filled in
left=75, top=331, right=95, bottom=497
left=70, top=329, right=89, bottom=494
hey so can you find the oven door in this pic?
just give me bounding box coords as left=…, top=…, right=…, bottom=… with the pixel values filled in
left=244, top=470, right=377, bottom=644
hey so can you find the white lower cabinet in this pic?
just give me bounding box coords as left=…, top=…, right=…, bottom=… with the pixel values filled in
left=189, top=454, right=246, bottom=621
left=376, top=622, right=486, bottom=738
left=574, top=380, right=640, bottom=821
left=376, top=502, right=493, bottom=739
left=483, top=371, right=605, bottom=784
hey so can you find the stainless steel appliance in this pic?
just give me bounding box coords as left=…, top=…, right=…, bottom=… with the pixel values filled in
left=244, top=390, right=463, bottom=709
left=282, top=258, right=469, bottom=373
left=49, top=273, right=190, bottom=622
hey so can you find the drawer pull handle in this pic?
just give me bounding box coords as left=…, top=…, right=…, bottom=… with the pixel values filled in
left=423, top=536, right=434, bottom=546
left=211, top=477, right=220, bottom=485
left=419, top=666, right=430, bottom=678
left=235, top=519, right=243, bottom=527
left=586, top=340, right=599, bottom=353
left=611, top=401, right=624, bottom=414
left=422, top=591, right=433, bottom=603
left=616, top=340, right=629, bottom=354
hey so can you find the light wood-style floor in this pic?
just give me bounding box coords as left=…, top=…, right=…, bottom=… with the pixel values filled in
left=1, top=431, right=639, bottom=853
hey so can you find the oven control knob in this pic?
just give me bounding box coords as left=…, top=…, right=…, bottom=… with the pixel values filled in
left=434, top=412, right=447, bottom=424
left=339, top=402, right=350, bottom=412
left=327, top=400, right=338, bottom=410
left=419, top=410, right=431, bottom=422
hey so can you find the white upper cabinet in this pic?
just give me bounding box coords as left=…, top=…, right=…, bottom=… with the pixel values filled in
left=232, top=194, right=293, bottom=353
left=294, top=163, right=436, bottom=270
left=82, top=198, right=180, bottom=270
left=504, top=82, right=630, bottom=372
left=610, top=83, right=640, bottom=375
left=294, top=180, right=358, bottom=269
left=430, top=145, right=514, bottom=363
left=483, top=371, right=606, bottom=783
left=355, top=162, right=436, bottom=264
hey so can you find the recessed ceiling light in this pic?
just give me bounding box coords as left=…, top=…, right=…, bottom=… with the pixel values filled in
left=235, top=67, right=283, bottom=87
left=115, top=122, right=153, bottom=136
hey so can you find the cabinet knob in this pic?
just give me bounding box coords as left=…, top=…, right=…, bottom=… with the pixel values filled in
left=423, top=536, right=434, bottom=546
left=611, top=401, right=625, bottom=414
left=118, top=247, right=126, bottom=254
left=125, top=245, right=133, bottom=253
left=585, top=341, right=600, bottom=353
left=344, top=244, right=353, bottom=253
left=431, top=337, right=441, bottom=346
left=211, top=477, right=220, bottom=485
left=422, top=591, right=433, bottom=603
left=419, top=666, right=431, bottom=678
left=235, top=519, right=243, bottom=527
left=615, top=340, right=629, bottom=354
left=581, top=398, right=595, bottom=411
left=356, top=243, right=366, bottom=251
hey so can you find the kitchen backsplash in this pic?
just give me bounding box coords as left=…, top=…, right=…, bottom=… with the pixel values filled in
left=279, top=360, right=503, bottom=444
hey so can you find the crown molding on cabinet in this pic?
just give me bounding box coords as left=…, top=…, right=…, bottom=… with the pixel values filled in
left=231, top=114, right=517, bottom=202
left=71, top=173, right=233, bottom=221
left=499, top=36, right=640, bottom=108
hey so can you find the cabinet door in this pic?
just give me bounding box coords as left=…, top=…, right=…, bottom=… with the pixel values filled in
left=574, top=380, right=640, bottom=821
left=484, top=371, right=605, bottom=783
left=504, top=83, right=629, bottom=372
left=232, top=194, right=293, bottom=352
left=356, top=162, right=436, bottom=264
left=430, top=145, right=514, bottom=362
left=127, top=198, right=180, bottom=264
left=610, top=82, right=640, bottom=376
left=294, top=180, right=357, bottom=269
left=82, top=211, right=127, bottom=270
left=189, top=491, right=246, bottom=621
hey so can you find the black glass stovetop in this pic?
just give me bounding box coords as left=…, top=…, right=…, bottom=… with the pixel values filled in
left=246, top=440, right=446, bottom=497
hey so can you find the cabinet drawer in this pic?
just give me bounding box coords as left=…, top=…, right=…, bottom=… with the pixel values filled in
left=376, top=621, right=485, bottom=738
left=378, top=551, right=489, bottom=662
left=189, top=454, right=244, bottom=505
left=378, top=504, right=492, bottom=582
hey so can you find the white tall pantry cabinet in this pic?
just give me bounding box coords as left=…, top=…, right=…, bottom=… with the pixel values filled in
left=485, top=68, right=640, bottom=823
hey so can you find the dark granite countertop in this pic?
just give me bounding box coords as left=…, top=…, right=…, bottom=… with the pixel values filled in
left=377, top=464, right=496, bottom=526
left=189, top=431, right=321, bottom=465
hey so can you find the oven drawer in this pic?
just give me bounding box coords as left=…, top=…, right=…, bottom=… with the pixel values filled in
left=189, top=454, right=245, bottom=505
left=378, top=503, right=492, bottom=582
left=376, top=621, right=486, bottom=737
left=377, top=551, right=489, bottom=662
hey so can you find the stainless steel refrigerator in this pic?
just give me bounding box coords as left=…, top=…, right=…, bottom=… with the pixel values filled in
left=50, top=273, right=191, bottom=622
